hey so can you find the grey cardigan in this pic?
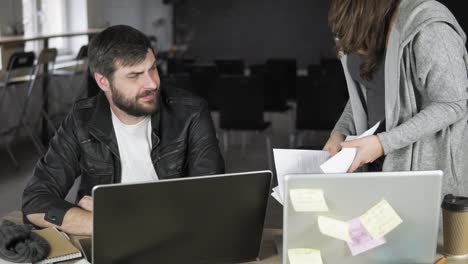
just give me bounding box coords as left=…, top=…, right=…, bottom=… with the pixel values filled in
left=333, top=0, right=468, bottom=195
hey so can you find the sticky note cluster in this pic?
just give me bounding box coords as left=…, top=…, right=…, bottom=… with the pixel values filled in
left=289, top=188, right=403, bottom=257
left=319, top=200, right=401, bottom=256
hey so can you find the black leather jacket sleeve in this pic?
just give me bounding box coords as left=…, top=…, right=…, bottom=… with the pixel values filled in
left=22, top=112, right=80, bottom=226
left=186, top=101, right=225, bottom=176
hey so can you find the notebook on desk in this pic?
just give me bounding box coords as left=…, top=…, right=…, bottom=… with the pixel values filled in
left=90, top=170, right=272, bottom=264
left=283, top=171, right=443, bottom=264
left=34, top=226, right=82, bottom=264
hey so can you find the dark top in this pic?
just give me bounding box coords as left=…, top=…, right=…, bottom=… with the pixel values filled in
left=347, top=53, right=386, bottom=171
left=22, top=84, right=225, bottom=226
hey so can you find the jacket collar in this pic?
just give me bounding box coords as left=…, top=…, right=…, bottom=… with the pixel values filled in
left=89, top=92, right=162, bottom=156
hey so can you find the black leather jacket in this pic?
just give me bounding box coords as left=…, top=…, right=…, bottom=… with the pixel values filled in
left=22, top=85, right=225, bottom=225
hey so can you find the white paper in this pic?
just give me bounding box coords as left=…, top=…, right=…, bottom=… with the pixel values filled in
left=273, top=149, right=330, bottom=200
left=320, top=122, right=381, bottom=173
left=271, top=186, right=283, bottom=205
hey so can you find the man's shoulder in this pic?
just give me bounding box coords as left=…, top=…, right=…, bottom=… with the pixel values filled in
left=67, top=95, right=100, bottom=125
left=74, top=96, right=98, bottom=110
left=161, top=83, right=207, bottom=109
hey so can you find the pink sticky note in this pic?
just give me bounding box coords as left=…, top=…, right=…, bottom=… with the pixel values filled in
left=347, top=218, right=386, bottom=256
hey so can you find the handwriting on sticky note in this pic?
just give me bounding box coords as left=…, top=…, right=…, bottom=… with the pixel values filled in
left=288, top=248, right=322, bottom=264
left=347, top=218, right=386, bottom=256
left=289, top=189, right=328, bottom=212
left=317, top=216, right=351, bottom=242
left=359, top=199, right=403, bottom=239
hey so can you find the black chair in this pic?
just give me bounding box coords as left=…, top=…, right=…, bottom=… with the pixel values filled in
left=0, top=51, right=45, bottom=168
left=250, top=64, right=290, bottom=113
left=167, top=58, right=195, bottom=74
left=266, top=58, right=297, bottom=100
left=214, top=59, right=245, bottom=75
left=53, top=44, right=89, bottom=104
left=289, top=63, right=348, bottom=148
left=217, top=75, right=272, bottom=170
left=190, top=64, right=220, bottom=110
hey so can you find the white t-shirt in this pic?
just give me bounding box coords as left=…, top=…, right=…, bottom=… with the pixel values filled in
left=111, top=109, right=159, bottom=183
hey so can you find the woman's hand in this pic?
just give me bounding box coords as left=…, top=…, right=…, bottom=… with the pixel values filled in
left=341, top=135, right=384, bottom=172
left=323, top=132, right=346, bottom=156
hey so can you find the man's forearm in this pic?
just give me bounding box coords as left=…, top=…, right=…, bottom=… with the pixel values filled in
left=26, top=207, right=92, bottom=235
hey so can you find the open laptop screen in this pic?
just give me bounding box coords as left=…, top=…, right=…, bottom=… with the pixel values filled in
left=283, top=171, right=443, bottom=264
left=92, top=170, right=272, bottom=264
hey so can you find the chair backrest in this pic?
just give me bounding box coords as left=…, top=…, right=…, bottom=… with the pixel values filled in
left=266, top=58, right=297, bottom=100
left=214, top=59, right=245, bottom=75
left=76, top=45, right=88, bottom=60
left=218, top=75, right=265, bottom=130
left=37, top=48, right=58, bottom=65
left=190, top=64, right=219, bottom=110
left=3, top=52, right=36, bottom=85
left=294, top=64, right=348, bottom=130
left=6, top=51, right=35, bottom=71
left=250, top=64, right=288, bottom=112
left=167, top=58, right=195, bottom=74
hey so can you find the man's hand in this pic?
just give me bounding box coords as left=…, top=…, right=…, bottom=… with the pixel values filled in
left=78, top=195, right=94, bottom=212
left=323, top=132, right=346, bottom=156
left=340, top=135, right=384, bottom=172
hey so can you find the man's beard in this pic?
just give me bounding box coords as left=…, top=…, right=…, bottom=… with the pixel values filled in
left=110, top=84, right=159, bottom=117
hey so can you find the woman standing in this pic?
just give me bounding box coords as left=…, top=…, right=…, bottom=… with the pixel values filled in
left=323, top=0, right=468, bottom=195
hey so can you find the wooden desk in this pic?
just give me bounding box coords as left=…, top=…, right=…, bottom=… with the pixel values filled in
left=2, top=211, right=467, bottom=264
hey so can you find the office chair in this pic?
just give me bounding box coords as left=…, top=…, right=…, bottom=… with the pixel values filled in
left=289, top=64, right=348, bottom=148
left=0, top=51, right=43, bottom=168
left=166, top=58, right=195, bottom=74
left=53, top=44, right=89, bottom=104
left=214, top=59, right=245, bottom=75
left=217, top=75, right=273, bottom=170
left=190, top=64, right=220, bottom=111
left=266, top=58, right=297, bottom=100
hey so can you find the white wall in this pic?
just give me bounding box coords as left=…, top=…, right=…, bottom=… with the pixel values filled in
left=65, top=0, right=88, bottom=54
left=87, top=0, right=173, bottom=51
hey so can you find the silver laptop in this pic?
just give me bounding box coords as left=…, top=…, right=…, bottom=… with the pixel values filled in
left=88, top=170, right=272, bottom=264
left=283, top=171, right=443, bottom=264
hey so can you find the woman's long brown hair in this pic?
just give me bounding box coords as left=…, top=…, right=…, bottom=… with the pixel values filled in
left=329, top=0, right=398, bottom=80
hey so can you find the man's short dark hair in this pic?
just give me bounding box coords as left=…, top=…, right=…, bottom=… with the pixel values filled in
left=88, top=25, right=153, bottom=80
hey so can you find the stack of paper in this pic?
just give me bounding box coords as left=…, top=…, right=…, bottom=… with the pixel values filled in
left=320, top=121, right=381, bottom=173
left=272, top=149, right=330, bottom=204
left=272, top=122, right=381, bottom=204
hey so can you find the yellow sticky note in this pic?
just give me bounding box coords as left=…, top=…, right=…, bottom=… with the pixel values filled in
left=288, top=248, right=322, bottom=264
left=317, top=215, right=351, bottom=242
left=289, top=189, right=329, bottom=212
left=359, top=199, right=403, bottom=239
